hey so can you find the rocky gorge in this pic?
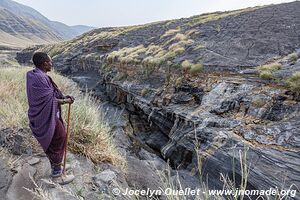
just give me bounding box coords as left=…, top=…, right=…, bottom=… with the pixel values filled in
left=13, top=1, right=300, bottom=199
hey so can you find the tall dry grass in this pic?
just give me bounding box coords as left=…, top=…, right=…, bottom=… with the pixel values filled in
left=0, top=67, right=125, bottom=168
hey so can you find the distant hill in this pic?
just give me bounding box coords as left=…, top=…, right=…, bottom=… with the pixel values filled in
left=0, top=0, right=95, bottom=47
left=71, top=25, right=95, bottom=36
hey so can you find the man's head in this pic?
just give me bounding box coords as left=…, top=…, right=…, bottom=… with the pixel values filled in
left=32, top=52, right=52, bottom=72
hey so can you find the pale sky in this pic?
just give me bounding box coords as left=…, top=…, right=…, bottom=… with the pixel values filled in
left=13, top=0, right=296, bottom=27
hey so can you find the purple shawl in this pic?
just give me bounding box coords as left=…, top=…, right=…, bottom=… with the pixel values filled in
left=26, top=67, right=64, bottom=152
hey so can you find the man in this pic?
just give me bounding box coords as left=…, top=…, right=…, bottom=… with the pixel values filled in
left=26, top=52, right=75, bottom=184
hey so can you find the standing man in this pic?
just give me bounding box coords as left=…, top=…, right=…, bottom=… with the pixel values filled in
left=26, top=52, right=74, bottom=184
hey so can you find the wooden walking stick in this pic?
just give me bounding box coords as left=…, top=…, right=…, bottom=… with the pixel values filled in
left=63, top=103, right=71, bottom=175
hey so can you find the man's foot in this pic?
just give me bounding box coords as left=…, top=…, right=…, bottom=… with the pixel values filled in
left=52, top=174, right=75, bottom=185
left=51, top=166, right=62, bottom=178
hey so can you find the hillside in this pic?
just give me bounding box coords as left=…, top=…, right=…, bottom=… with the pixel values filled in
left=0, top=0, right=94, bottom=47
left=16, top=1, right=300, bottom=199
left=18, top=2, right=299, bottom=69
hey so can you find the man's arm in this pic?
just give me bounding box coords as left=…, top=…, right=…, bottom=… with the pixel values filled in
left=56, top=98, right=74, bottom=104
left=63, top=95, right=75, bottom=101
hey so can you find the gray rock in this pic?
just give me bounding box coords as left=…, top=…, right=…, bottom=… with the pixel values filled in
left=94, top=169, right=117, bottom=184
left=171, top=92, right=194, bottom=104
left=126, top=156, right=163, bottom=191
left=145, top=131, right=169, bottom=151
left=27, top=157, right=41, bottom=165
left=0, top=158, right=12, bottom=198
left=6, top=163, right=37, bottom=200
left=239, top=69, right=258, bottom=75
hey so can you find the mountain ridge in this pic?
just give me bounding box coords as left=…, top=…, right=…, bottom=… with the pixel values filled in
left=0, top=0, right=95, bottom=47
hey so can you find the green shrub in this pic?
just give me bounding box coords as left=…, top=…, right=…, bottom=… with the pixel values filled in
left=259, top=71, right=274, bottom=80
left=48, top=47, right=61, bottom=58
left=289, top=53, right=298, bottom=62
left=145, top=45, right=162, bottom=55
left=162, top=51, right=176, bottom=60
left=142, top=57, right=161, bottom=76
left=185, top=29, right=199, bottom=37
left=181, top=60, right=192, bottom=70
left=165, top=33, right=188, bottom=46
left=175, top=77, right=184, bottom=85
left=257, top=63, right=282, bottom=72
left=181, top=60, right=203, bottom=74
left=194, top=44, right=206, bottom=50
left=286, top=72, right=300, bottom=94
left=106, top=45, right=146, bottom=65
left=114, top=72, right=127, bottom=81
left=215, top=25, right=221, bottom=33
left=170, top=62, right=181, bottom=69
left=172, top=47, right=185, bottom=55
left=141, top=88, right=149, bottom=97
left=189, top=63, right=204, bottom=75
left=174, top=33, right=187, bottom=41
left=257, top=63, right=281, bottom=80
left=143, top=56, right=165, bottom=69
left=161, top=28, right=181, bottom=38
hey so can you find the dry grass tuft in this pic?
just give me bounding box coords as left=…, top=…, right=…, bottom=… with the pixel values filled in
left=286, top=72, right=300, bottom=94
left=161, top=28, right=181, bottom=38
left=256, top=63, right=281, bottom=80
left=181, top=60, right=203, bottom=75
left=257, top=63, right=281, bottom=72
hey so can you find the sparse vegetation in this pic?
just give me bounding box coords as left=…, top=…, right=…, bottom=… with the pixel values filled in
left=140, top=41, right=187, bottom=75
left=3, top=59, right=20, bottom=67
left=0, top=67, right=126, bottom=168
left=164, top=33, right=189, bottom=46
left=141, top=88, right=149, bottom=97
left=288, top=52, right=299, bottom=63
left=257, top=63, right=282, bottom=72
left=25, top=175, right=83, bottom=200
left=114, top=72, right=127, bottom=81
left=168, top=40, right=194, bottom=51
left=286, top=72, right=300, bottom=94
left=215, top=25, right=221, bottom=33
left=173, top=33, right=187, bottom=41
left=181, top=60, right=203, bottom=75
left=142, top=56, right=162, bottom=76
left=43, top=44, right=63, bottom=58
left=189, top=63, right=204, bottom=75
left=193, top=44, right=206, bottom=51
left=145, top=44, right=163, bottom=55
left=107, top=44, right=147, bottom=65
left=257, top=63, right=281, bottom=80
left=161, top=28, right=181, bottom=38
left=175, top=77, right=184, bottom=86
left=181, top=60, right=193, bottom=70
left=259, top=71, right=274, bottom=80
left=188, top=6, right=260, bottom=27
left=185, top=29, right=199, bottom=37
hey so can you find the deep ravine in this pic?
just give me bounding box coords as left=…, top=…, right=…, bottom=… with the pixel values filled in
left=65, top=66, right=300, bottom=200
